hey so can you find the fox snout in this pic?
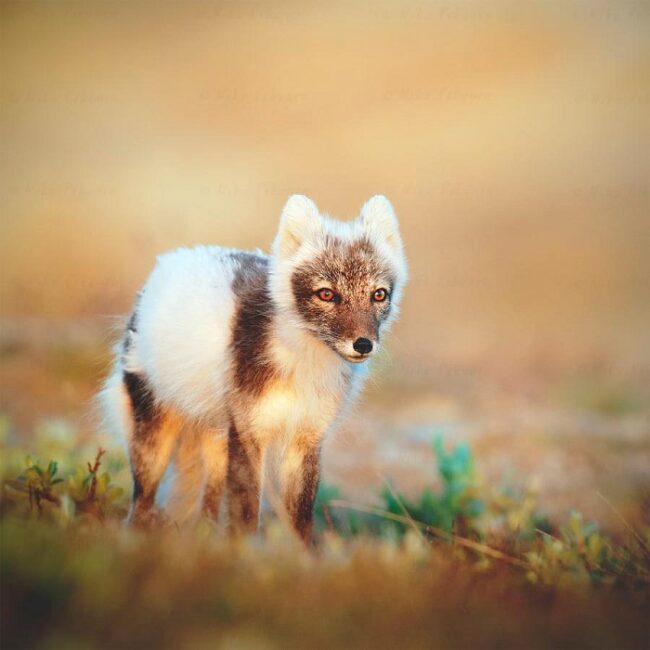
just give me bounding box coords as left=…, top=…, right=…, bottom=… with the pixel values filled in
left=352, top=337, right=373, bottom=355
left=343, top=335, right=377, bottom=363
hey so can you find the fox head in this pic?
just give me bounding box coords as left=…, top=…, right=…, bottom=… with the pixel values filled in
left=270, top=194, right=408, bottom=363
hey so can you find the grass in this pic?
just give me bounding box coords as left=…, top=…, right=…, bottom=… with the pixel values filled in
left=1, top=417, right=649, bottom=649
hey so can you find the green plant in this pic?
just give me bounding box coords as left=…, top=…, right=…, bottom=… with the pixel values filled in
left=3, top=448, right=127, bottom=522
left=379, top=436, right=485, bottom=538
left=4, top=457, right=63, bottom=514
left=66, top=448, right=126, bottom=521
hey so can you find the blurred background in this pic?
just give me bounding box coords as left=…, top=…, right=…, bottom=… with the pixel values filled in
left=1, top=0, right=649, bottom=529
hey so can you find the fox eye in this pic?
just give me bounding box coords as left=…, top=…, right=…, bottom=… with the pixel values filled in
left=372, top=288, right=388, bottom=302
left=317, top=288, right=336, bottom=302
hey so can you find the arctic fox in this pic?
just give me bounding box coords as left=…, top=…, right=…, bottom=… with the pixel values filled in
left=100, top=194, right=407, bottom=541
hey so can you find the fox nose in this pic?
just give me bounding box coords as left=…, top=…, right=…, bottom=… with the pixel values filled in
left=353, top=337, right=373, bottom=355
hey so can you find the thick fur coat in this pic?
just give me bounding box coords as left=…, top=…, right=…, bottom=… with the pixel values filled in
left=100, top=194, right=408, bottom=540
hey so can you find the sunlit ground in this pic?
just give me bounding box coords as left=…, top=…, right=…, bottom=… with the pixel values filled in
left=1, top=320, right=649, bottom=648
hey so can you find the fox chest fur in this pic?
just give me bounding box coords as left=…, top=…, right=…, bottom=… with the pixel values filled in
left=233, top=335, right=363, bottom=447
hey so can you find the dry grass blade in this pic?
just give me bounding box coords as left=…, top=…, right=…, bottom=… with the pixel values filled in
left=595, top=491, right=650, bottom=556
left=329, top=499, right=531, bottom=569
left=380, top=475, right=425, bottom=542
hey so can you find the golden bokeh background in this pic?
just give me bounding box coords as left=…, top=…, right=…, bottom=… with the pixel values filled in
left=3, top=0, right=649, bottom=371
left=1, top=0, right=649, bottom=523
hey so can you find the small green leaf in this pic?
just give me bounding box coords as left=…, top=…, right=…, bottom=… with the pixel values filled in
left=47, top=460, right=59, bottom=477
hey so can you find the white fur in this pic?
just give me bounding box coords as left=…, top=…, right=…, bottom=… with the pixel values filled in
left=131, top=246, right=238, bottom=421
left=98, top=359, right=134, bottom=442
left=273, top=194, right=321, bottom=258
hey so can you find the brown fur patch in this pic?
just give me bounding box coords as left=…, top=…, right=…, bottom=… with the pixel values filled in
left=123, top=371, right=157, bottom=425
left=127, top=408, right=181, bottom=524
left=201, top=431, right=228, bottom=521
left=231, top=252, right=277, bottom=396
left=202, top=485, right=222, bottom=519
left=227, top=423, right=262, bottom=534
left=123, top=371, right=167, bottom=520
left=290, top=236, right=395, bottom=350
left=284, top=444, right=321, bottom=543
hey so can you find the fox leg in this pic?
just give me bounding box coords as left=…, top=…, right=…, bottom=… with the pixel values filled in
left=165, top=425, right=228, bottom=525
left=201, top=428, right=228, bottom=520
left=227, top=424, right=263, bottom=535
left=280, top=438, right=321, bottom=544
left=166, top=427, right=204, bottom=525
left=124, top=371, right=180, bottom=525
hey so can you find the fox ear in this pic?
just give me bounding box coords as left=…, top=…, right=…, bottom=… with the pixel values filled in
left=360, top=195, right=403, bottom=253
left=273, top=194, right=320, bottom=258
